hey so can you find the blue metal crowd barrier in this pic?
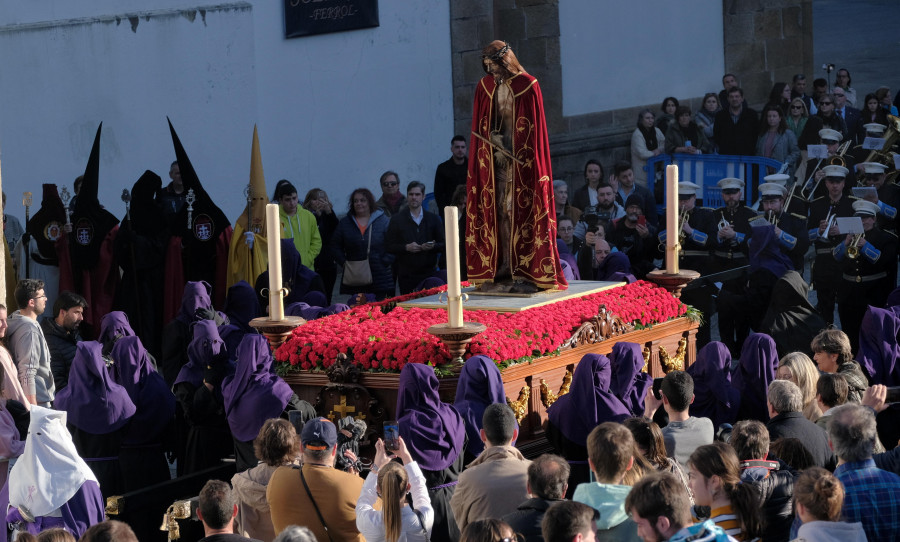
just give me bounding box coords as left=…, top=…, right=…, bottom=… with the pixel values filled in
left=644, top=154, right=784, bottom=211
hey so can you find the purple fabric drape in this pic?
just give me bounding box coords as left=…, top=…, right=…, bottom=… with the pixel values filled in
left=687, top=341, right=741, bottom=427
left=54, top=342, right=136, bottom=434
left=749, top=225, right=793, bottom=278
left=175, top=281, right=214, bottom=325
left=110, top=336, right=175, bottom=443
left=174, top=320, right=228, bottom=388
left=857, top=305, right=900, bottom=386
left=222, top=334, right=294, bottom=442
left=733, top=333, right=778, bottom=423
left=547, top=353, right=631, bottom=447
left=454, top=355, right=510, bottom=458
left=396, top=363, right=466, bottom=471
left=97, top=311, right=135, bottom=346
left=608, top=342, right=653, bottom=417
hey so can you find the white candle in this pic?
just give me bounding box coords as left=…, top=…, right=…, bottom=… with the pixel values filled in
left=665, top=165, right=679, bottom=274
left=444, top=206, right=464, bottom=328
left=266, top=204, right=285, bottom=321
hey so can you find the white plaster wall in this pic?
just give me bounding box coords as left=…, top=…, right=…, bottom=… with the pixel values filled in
left=559, top=1, right=725, bottom=115
left=0, top=1, right=454, bottom=223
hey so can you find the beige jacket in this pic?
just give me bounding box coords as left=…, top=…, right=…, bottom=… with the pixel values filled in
left=231, top=463, right=281, bottom=542
left=450, top=445, right=531, bottom=533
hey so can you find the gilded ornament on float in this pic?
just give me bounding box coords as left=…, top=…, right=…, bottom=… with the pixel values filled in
left=506, top=384, right=531, bottom=422
left=659, top=337, right=688, bottom=373
left=540, top=369, right=573, bottom=408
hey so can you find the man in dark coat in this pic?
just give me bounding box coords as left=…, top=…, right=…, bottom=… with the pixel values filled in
left=385, top=181, right=445, bottom=294
left=42, top=291, right=87, bottom=391
left=765, top=380, right=835, bottom=469
left=502, top=454, right=569, bottom=542
left=714, top=87, right=759, bottom=156
left=433, top=136, right=468, bottom=215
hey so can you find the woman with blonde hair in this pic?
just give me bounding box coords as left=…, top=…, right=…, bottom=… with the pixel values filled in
left=357, top=436, right=433, bottom=542
left=792, top=467, right=866, bottom=541
left=775, top=352, right=822, bottom=422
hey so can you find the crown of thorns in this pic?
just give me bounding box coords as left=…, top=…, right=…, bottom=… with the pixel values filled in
left=483, top=42, right=510, bottom=62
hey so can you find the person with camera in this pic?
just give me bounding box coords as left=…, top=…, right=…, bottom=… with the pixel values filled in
left=573, top=182, right=624, bottom=243
left=268, top=417, right=367, bottom=542
left=607, top=195, right=658, bottom=279
left=357, top=436, right=433, bottom=542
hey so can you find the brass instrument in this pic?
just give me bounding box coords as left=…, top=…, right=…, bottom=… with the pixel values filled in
left=822, top=209, right=837, bottom=240
left=860, top=115, right=900, bottom=185
left=766, top=209, right=779, bottom=226
left=847, top=233, right=865, bottom=259
left=677, top=207, right=690, bottom=244
left=717, top=211, right=729, bottom=232
left=804, top=141, right=852, bottom=200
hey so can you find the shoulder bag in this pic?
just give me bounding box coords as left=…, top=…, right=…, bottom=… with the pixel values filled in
left=342, top=221, right=373, bottom=287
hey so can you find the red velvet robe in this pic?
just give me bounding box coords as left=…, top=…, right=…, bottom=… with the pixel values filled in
left=465, top=73, right=567, bottom=290
left=57, top=227, right=120, bottom=340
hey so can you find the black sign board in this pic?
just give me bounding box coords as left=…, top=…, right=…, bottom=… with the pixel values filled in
left=284, top=0, right=379, bottom=38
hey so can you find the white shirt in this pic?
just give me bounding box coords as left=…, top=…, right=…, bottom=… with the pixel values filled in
left=356, top=462, right=433, bottom=542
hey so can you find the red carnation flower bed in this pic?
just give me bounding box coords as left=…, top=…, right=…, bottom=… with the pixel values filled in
left=274, top=281, right=687, bottom=373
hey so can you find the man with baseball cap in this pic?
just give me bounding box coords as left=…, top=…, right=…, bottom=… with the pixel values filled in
left=807, top=164, right=855, bottom=325
left=713, top=177, right=756, bottom=354
left=267, top=417, right=366, bottom=542
left=758, top=182, right=809, bottom=271
left=834, top=199, right=897, bottom=352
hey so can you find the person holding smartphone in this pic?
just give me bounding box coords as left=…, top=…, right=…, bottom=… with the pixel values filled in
left=606, top=195, right=657, bottom=279
left=385, top=181, right=445, bottom=295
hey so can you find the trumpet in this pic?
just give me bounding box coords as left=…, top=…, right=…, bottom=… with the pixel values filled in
left=847, top=233, right=865, bottom=259
left=822, top=210, right=837, bottom=240
left=765, top=210, right=779, bottom=226
left=677, top=207, right=690, bottom=244
left=717, top=211, right=730, bottom=232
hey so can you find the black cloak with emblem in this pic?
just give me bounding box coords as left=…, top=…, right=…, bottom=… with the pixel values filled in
left=16, top=184, right=68, bottom=317
left=58, top=123, right=120, bottom=339
left=163, top=119, right=233, bottom=321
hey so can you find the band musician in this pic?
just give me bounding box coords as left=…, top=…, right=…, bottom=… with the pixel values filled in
left=807, top=164, right=855, bottom=325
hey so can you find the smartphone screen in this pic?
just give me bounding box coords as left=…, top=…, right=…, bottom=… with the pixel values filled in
left=384, top=420, right=400, bottom=451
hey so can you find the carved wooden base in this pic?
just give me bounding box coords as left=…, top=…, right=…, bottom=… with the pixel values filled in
left=249, top=315, right=306, bottom=351
left=645, top=269, right=700, bottom=298
left=427, top=322, right=487, bottom=367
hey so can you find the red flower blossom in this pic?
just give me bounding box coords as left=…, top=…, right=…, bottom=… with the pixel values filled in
left=275, top=281, right=687, bottom=373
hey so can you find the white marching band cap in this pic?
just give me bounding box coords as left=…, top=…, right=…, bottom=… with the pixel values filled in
left=818, top=128, right=843, bottom=142
left=822, top=164, right=850, bottom=178
left=852, top=199, right=879, bottom=217
left=759, top=183, right=787, bottom=199
left=859, top=162, right=888, bottom=174
left=863, top=123, right=887, bottom=135
left=717, top=177, right=744, bottom=191
left=677, top=181, right=701, bottom=196
left=763, top=173, right=790, bottom=187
